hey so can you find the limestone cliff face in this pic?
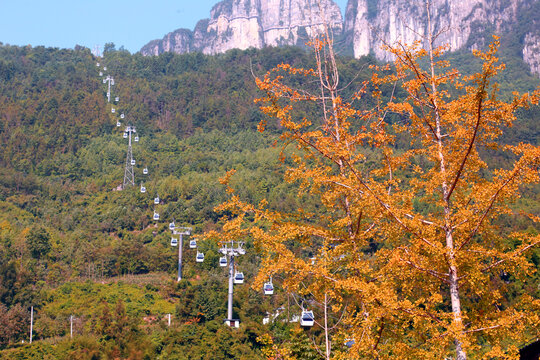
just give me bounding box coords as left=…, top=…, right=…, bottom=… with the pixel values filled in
left=141, top=0, right=540, bottom=76
left=344, top=0, right=540, bottom=75
left=141, top=0, right=343, bottom=56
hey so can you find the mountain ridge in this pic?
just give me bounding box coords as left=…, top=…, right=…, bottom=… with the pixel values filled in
left=140, top=0, right=540, bottom=76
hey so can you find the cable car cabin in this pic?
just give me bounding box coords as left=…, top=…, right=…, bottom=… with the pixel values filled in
left=120, top=113, right=125, bottom=119
left=116, top=121, right=121, bottom=127
left=234, top=272, right=244, bottom=284
left=154, top=196, right=160, bottom=204
left=196, top=252, right=204, bottom=263
left=263, top=282, right=274, bottom=295
left=134, top=136, right=139, bottom=142
left=99, top=71, right=103, bottom=76
left=123, top=132, right=128, bottom=139
left=153, top=211, right=160, bottom=221
left=96, top=62, right=100, bottom=67
left=170, top=237, right=178, bottom=246
left=115, top=97, right=119, bottom=102
left=111, top=108, right=115, bottom=113
left=103, top=66, right=107, bottom=71
left=131, top=159, right=136, bottom=166
left=300, top=310, right=314, bottom=327
left=189, top=240, right=197, bottom=249
left=169, top=221, right=175, bottom=231
left=143, top=168, right=148, bottom=175
left=140, top=185, right=146, bottom=193
left=219, top=256, right=227, bottom=267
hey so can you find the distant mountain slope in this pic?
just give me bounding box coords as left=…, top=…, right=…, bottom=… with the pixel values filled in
left=141, top=0, right=540, bottom=76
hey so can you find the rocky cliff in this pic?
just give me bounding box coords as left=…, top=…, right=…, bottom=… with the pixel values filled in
left=141, top=0, right=540, bottom=76
left=141, top=0, right=343, bottom=56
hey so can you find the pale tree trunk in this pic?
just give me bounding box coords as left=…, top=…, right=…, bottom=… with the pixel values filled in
left=324, top=293, right=331, bottom=360
left=426, top=2, right=466, bottom=358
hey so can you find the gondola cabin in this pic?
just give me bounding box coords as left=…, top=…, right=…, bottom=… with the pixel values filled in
left=111, top=108, right=115, bottom=113
left=120, top=113, right=125, bottom=119
left=123, top=132, right=128, bottom=139
left=234, top=272, right=244, bottom=284
left=219, top=256, right=227, bottom=267
left=143, top=168, right=148, bottom=175
left=99, top=71, right=103, bottom=76
left=196, top=252, right=204, bottom=263
left=134, top=136, right=139, bottom=142
left=153, top=211, right=160, bottom=221
left=170, top=237, right=178, bottom=246
left=131, top=159, right=136, bottom=166
left=115, top=97, right=119, bottom=102
left=154, top=196, right=160, bottom=204
left=169, top=221, right=175, bottom=231
left=263, top=282, right=274, bottom=295
left=140, top=184, right=146, bottom=193
left=300, top=310, right=314, bottom=327
left=189, top=240, right=197, bottom=249
left=103, top=66, right=107, bottom=71
left=116, top=121, right=121, bottom=127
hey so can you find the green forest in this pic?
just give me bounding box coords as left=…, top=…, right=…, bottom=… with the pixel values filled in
left=0, top=37, right=538, bottom=359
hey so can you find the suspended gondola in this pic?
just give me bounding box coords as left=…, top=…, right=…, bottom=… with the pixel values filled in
left=300, top=310, right=314, bottom=327
left=234, top=272, right=244, bottom=284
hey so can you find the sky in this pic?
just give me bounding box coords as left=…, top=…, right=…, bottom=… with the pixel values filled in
left=0, top=0, right=349, bottom=54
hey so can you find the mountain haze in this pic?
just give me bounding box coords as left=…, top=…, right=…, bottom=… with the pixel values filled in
left=141, top=0, right=540, bottom=76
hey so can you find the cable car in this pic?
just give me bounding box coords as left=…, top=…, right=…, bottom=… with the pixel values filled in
left=196, top=252, right=204, bottom=263
left=219, top=256, right=227, bottom=267
left=116, top=121, right=121, bottom=127
left=131, top=159, right=136, bottom=166
left=103, top=66, right=107, bottom=71
left=234, top=272, right=244, bottom=284
left=103, top=79, right=107, bottom=84
left=120, top=113, right=125, bottom=119
left=154, top=195, right=160, bottom=204
left=123, top=132, right=128, bottom=139
left=171, top=237, right=178, bottom=246
left=300, top=310, right=314, bottom=327
left=134, top=135, right=139, bottom=142
left=143, top=167, right=148, bottom=175
left=96, top=62, right=100, bottom=67
left=140, top=184, right=146, bottom=193
left=111, top=108, right=115, bottom=113
left=169, top=221, right=175, bottom=231
left=115, top=96, right=119, bottom=102
left=238, top=247, right=246, bottom=255
left=263, top=282, right=274, bottom=295
left=99, top=71, right=103, bottom=76
left=153, top=211, right=160, bottom=221
left=189, top=240, right=197, bottom=249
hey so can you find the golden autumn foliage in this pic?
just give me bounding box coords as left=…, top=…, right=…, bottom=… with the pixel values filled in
left=206, top=24, right=540, bottom=360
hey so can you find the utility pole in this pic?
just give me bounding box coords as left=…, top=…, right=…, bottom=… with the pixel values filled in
left=219, top=240, right=246, bottom=327
left=103, top=75, right=114, bottom=103
left=122, top=125, right=136, bottom=189
left=172, top=227, right=192, bottom=281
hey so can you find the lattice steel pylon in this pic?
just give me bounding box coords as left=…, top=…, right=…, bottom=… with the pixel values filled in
left=122, top=125, right=136, bottom=189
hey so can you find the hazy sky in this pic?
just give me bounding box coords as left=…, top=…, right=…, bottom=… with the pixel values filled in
left=0, top=0, right=349, bottom=54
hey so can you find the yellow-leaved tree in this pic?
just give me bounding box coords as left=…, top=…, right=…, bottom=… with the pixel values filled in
left=205, top=8, right=540, bottom=360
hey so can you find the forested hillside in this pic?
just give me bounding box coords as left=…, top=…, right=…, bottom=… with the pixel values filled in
left=0, top=41, right=538, bottom=359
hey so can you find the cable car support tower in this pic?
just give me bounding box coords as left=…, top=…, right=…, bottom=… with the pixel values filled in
left=122, top=125, right=136, bottom=189
left=219, top=240, right=246, bottom=327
